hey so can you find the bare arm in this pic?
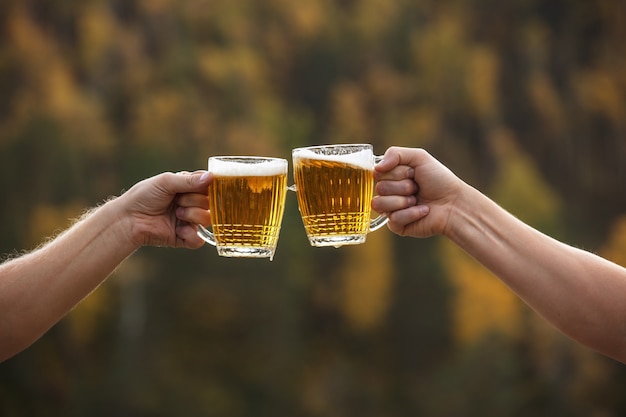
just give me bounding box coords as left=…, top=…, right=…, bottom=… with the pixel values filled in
left=373, top=146, right=626, bottom=363
left=447, top=183, right=626, bottom=362
left=0, top=171, right=211, bottom=362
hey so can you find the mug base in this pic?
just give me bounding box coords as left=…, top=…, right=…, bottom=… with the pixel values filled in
left=308, top=235, right=366, bottom=248
left=217, top=246, right=276, bottom=260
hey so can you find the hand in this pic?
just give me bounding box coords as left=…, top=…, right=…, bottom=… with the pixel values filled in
left=120, top=171, right=212, bottom=248
left=372, top=147, right=464, bottom=238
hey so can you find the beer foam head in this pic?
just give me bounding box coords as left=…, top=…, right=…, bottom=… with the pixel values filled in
left=209, top=157, right=287, bottom=176
left=293, top=147, right=373, bottom=170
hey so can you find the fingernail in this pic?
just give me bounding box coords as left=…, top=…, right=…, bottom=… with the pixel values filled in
left=199, top=171, right=210, bottom=182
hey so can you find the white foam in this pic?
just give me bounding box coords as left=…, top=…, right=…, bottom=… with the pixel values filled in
left=209, top=158, right=287, bottom=176
left=292, top=148, right=373, bottom=170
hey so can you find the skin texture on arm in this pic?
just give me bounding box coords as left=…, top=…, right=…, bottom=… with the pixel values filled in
left=372, top=146, right=626, bottom=364
left=0, top=171, right=211, bottom=362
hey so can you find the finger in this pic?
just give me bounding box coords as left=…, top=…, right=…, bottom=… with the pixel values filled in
left=374, top=165, right=415, bottom=181
left=177, top=192, right=210, bottom=210
left=387, top=205, right=430, bottom=232
left=376, top=178, right=419, bottom=196
left=371, top=195, right=417, bottom=213
left=177, top=170, right=206, bottom=175
left=374, top=147, right=404, bottom=173
left=176, top=223, right=205, bottom=249
left=176, top=206, right=211, bottom=226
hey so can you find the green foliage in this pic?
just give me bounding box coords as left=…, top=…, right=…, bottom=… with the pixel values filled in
left=1, top=0, right=626, bottom=415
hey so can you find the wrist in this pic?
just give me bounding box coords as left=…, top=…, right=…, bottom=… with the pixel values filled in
left=98, top=195, right=144, bottom=252
left=441, top=183, right=484, bottom=244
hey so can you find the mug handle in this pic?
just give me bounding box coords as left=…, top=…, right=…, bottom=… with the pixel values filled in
left=197, top=225, right=218, bottom=246
left=369, top=155, right=389, bottom=232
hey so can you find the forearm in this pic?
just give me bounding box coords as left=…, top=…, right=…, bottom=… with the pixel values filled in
left=446, top=184, right=626, bottom=363
left=0, top=197, right=139, bottom=361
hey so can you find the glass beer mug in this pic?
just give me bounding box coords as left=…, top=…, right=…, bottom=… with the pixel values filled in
left=197, top=156, right=288, bottom=260
left=291, top=144, right=389, bottom=247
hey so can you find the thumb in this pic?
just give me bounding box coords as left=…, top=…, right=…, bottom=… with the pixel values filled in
left=163, top=171, right=212, bottom=194
left=376, top=147, right=434, bottom=173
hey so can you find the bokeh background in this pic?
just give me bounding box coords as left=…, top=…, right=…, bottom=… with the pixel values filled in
left=1, top=0, right=626, bottom=415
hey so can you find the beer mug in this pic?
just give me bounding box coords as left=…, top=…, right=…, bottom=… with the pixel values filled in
left=197, top=156, right=288, bottom=260
left=291, top=144, right=389, bottom=247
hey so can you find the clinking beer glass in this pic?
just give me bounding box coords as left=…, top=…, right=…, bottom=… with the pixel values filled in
left=197, top=156, right=288, bottom=260
left=291, top=144, right=389, bottom=247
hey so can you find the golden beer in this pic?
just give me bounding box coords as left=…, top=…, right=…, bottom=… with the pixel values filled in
left=293, top=145, right=377, bottom=247
left=199, top=157, right=287, bottom=259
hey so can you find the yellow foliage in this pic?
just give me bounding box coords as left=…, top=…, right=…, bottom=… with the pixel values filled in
left=354, top=0, right=402, bottom=40
left=223, top=122, right=281, bottom=156
left=27, top=202, right=86, bottom=247
left=27, top=203, right=118, bottom=347
left=488, top=129, right=562, bottom=228
left=411, top=13, right=468, bottom=94
left=441, top=239, right=523, bottom=345
left=7, top=6, right=51, bottom=78
left=131, top=89, right=185, bottom=144
left=139, top=0, right=176, bottom=14
left=65, top=280, right=114, bottom=347
left=445, top=130, right=563, bottom=345
left=382, top=107, right=440, bottom=149
left=46, top=62, right=80, bottom=118
left=8, top=8, right=74, bottom=115
left=78, top=3, right=117, bottom=70
left=340, top=227, right=394, bottom=332
left=198, top=46, right=269, bottom=92
left=529, top=73, right=567, bottom=135
left=574, top=70, right=626, bottom=126
left=466, top=47, right=499, bottom=121
left=67, top=254, right=150, bottom=348
left=7, top=6, right=113, bottom=152
left=328, top=81, right=370, bottom=141
left=600, top=215, right=626, bottom=267
left=277, top=0, right=326, bottom=39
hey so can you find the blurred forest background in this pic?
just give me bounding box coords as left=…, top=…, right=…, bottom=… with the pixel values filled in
left=1, top=0, right=625, bottom=415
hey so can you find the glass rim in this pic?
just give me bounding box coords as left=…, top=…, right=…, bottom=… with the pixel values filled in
left=292, top=143, right=373, bottom=154
left=209, top=156, right=288, bottom=164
